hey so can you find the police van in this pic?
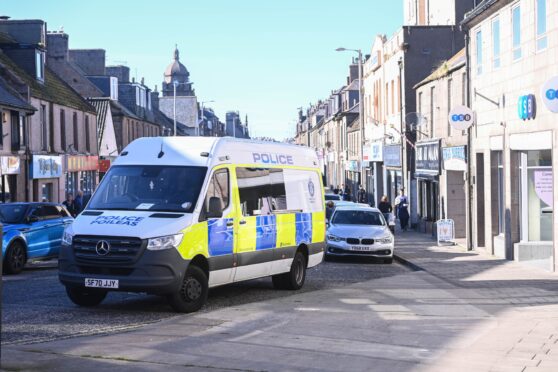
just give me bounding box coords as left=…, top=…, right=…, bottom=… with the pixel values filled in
left=59, top=137, right=325, bottom=312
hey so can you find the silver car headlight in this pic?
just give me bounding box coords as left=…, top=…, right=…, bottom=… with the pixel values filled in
left=61, top=230, right=74, bottom=246
left=327, top=234, right=344, bottom=242
left=375, top=235, right=393, bottom=244
left=147, top=233, right=183, bottom=251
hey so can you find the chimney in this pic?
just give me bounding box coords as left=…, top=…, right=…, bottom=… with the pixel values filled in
left=106, top=65, right=130, bottom=83
left=349, top=63, right=359, bottom=83
left=150, top=91, right=160, bottom=110
left=68, top=49, right=106, bottom=75
left=46, top=31, right=69, bottom=61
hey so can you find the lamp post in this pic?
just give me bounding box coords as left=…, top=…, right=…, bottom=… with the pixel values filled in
left=336, top=47, right=365, bottom=190
left=199, top=100, right=215, bottom=137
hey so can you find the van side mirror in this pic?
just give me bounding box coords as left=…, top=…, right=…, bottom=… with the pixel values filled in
left=207, top=197, right=223, bottom=219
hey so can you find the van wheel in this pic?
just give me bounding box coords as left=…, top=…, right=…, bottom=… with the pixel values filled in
left=66, top=286, right=107, bottom=307
left=272, top=251, right=307, bottom=290
left=3, top=241, right=27, bottom=275
left=168, top=265, right=208, bottom=313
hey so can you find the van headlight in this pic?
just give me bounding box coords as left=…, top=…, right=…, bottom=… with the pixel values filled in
left=61, top=230, right=74, bottom=246
left=375, top=235, right=393, bottom=244
left=327, top=234, right=344, bottom=242
left=147, top=233, right=183, bottom=251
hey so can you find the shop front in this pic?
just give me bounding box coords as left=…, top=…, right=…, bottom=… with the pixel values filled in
left=415, top=139, right=441, bottom=235
left=65, top=155, right=99, bottom=198
left=442, top=145, right=467, bottom=238
left=98, top=158, right=111, bottom=181
left=364, top=141, right=383, bottom=206
left=383, top=144, right=402, bottom=206
left=31, top=155, right=63, bottom=203
left=345, top=160, right=360, bottom=198
left=326, top=151, right=337, bottom=191
left=0, top=156, right=22, bottom=203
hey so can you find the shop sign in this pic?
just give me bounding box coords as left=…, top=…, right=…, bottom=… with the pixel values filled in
left=32, top=155, right=62, bottom=179
left=383, top=145, right=402, bottom=168
left=541, top=76, right=558, bottom=113
left=518, top=94, right=536, bottom=121
left=67, top=155, right=99, bottom=172
left=99, top=159, right=111, bottom=173
left=448, top=105, right=474, bottom=131
left=345, top=160, right=360, bottom=172
left=363, top=142, right=383, bottom=162
left=416, top=140, right=440, bottom=175
left=0, top=156, right=21, bottom=175
left=437, top=219, right=455, bottom=246
left=534, top=170, right=553, bottom=208
left=442, top=146, right=467, bottom=172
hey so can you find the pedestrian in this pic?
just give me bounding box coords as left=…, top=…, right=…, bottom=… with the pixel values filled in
left=395, top=188, right=410, bottom=231
left=63, top=193, right=76, bottom=217
left=74, top=190, right=84, bottom=215
left=357, top=184, right=368, bottom=204
left=325, top=201, right=335, bottom=222
left=344, top=187, right=352, bottom=201
left=378, top=195, right=392, bottom=214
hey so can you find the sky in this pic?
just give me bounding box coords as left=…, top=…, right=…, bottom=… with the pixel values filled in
left=3, top=0, right=403, bottom=140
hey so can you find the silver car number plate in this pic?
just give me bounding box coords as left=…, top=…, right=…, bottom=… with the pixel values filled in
left=351, top=246, right=371, bottom=251
left=85, top=278, right=119, bottom=289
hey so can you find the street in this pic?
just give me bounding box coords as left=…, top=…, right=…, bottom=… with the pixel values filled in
left=2, top=231, right=558, bottom=371
left=1, top=256, right=408, bottom=346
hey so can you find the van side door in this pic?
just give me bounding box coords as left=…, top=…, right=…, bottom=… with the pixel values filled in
left=201, top=167, right=236, bottom=287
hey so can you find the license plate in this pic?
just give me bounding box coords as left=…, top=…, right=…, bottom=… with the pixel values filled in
left=351, top=246, right=371, bottom=251
left=85, top=278, right=119, bottom=289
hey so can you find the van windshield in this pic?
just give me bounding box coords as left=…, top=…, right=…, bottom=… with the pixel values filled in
left=88, top=165, right=207, bottom=213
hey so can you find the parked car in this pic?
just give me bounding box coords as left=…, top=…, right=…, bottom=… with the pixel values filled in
left=1, top=203, right=73, bottom=274
left=326, top=205, right=394, bottom=263
left=324, top=193, right=342, bottom=202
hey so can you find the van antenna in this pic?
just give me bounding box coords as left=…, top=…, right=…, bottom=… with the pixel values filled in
left=157, top=141, right=165, bottom=158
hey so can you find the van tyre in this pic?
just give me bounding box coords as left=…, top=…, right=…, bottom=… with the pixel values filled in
left=3, top=241, right=26, bottom=275
left=168, top=265, right=208, bottom=313
left=272, top=251, right=307, bottom=290
left=66, top=286, right=107, bottom=307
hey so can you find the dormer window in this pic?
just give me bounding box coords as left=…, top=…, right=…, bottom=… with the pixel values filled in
left=35, top=50, right=45, bottom=82
left=110, top=77, right=118, bottom=100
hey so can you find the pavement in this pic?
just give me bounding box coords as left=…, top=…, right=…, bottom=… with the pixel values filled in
left=2, top=231, right=558, bottom=371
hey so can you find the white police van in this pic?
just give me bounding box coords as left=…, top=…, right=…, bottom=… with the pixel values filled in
left=59, top=137, right=325, bottom=312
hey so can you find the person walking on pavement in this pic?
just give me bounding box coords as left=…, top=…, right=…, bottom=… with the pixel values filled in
left=74, top=190, right=84, bottom=215
left=343, top=186, right=352, bottom=201
left=378, top=195, right=392, bottom=214
left=63, top=193, right=77, bottom=217
left=357, top=184, right=368, bottom=205
left=395, top=188, right=410, bottom=231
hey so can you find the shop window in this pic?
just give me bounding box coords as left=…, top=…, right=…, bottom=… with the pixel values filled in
left=520, top=150, right=552, bottom=242
left=236, top=167, right=286, bottom=216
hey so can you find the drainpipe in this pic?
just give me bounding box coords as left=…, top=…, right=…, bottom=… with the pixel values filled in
left=465, top=29, right=473, bottom=252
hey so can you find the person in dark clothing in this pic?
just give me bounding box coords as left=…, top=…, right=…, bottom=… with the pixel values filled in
left=74, top=190, right=84, bottom=215
left=325, top=201, right=335, bottom=221
left=357, top=185, right=368, bottom=204
left=62, top=193, right=76, bottom=217
left=378, top=195, right=392, bottom=214
left=343, top=187, right=352, bottom=201
left=395, top=188, right=410, bottom=231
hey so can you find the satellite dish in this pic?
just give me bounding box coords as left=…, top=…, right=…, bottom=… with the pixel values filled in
left=405, top=112, right=427, bottom=131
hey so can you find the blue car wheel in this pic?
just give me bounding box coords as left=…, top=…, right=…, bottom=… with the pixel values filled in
left=3, top=240, right=27, bottom=275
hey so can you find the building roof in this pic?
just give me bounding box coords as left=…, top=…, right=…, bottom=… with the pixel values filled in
left=461, top=0, right=500, bottom=27
left=0, top=75, right=35, bottom=112
left=414, top=48, right=466, bottom=89
left=0, top=50, right=96, bottom=113
left=163, top=47, right=189, bottom=83
left=0, top=31, right=16, bottom=45
left=342, top=79, right=360, bottom=92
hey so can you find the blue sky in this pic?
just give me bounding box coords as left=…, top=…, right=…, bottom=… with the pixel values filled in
left=4, top=0, right=402, bottom=139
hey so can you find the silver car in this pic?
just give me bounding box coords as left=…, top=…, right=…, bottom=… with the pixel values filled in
left=326, top=205, right=394, bottom=263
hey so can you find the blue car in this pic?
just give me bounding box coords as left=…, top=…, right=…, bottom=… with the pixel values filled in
left=1, top=203, right=73, bottom=274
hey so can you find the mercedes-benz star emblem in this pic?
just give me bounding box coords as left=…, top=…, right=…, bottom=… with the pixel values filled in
left=96, top=240, right=111, bottom=256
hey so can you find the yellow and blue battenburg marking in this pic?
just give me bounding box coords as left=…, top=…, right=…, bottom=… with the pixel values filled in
left=207, top=218, right=234, bottom=256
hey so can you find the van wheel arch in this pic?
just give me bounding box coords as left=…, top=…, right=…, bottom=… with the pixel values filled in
left=189, top=254, right=209, bottom=278
left=297, top=244, right=309, bottom=267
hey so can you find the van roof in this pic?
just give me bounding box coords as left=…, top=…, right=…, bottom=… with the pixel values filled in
left=114, top=136, right=320, bottom=169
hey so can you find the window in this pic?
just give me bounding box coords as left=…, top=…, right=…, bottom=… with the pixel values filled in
left=40, top=104, right=48, bottom=151
left=391, top=80, right=395, bottom=114
left=536, top=0, right=547, bottom=51
left=476, top=29, right=483, bottom=75
left=512, top=5, right=522, bottom=60
left=385, top=83, right=389, bottom=115
left=201, top=168, right=230, bottom=220
left=60, top=109, right=66, bottom=151
left=35, top=51, right=44, bottom=82
left=236, top=167, right=286, bottom=216
left=110, top=77, right=118, bottom=100
left=461, top=72, right=467, bottom=105
left=10, top=111, right=19, bottom=150
left=73, top=112, right=79, bottom=152
left=85, top=115, right=90, bottom=153
left=447, top=78, right=452, bottom=136
left=492, top=17, right=501, bottom=68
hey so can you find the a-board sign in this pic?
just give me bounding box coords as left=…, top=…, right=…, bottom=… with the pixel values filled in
left=437, top=219, right=455, bottom=246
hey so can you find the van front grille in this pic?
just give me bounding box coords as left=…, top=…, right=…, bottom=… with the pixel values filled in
left=73, top=235, right=145, bottom=264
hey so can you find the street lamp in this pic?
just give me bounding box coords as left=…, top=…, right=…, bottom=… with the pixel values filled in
left=336, top=47, right=365, bottom=191
left=199, top=100, right=215, bottom=137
